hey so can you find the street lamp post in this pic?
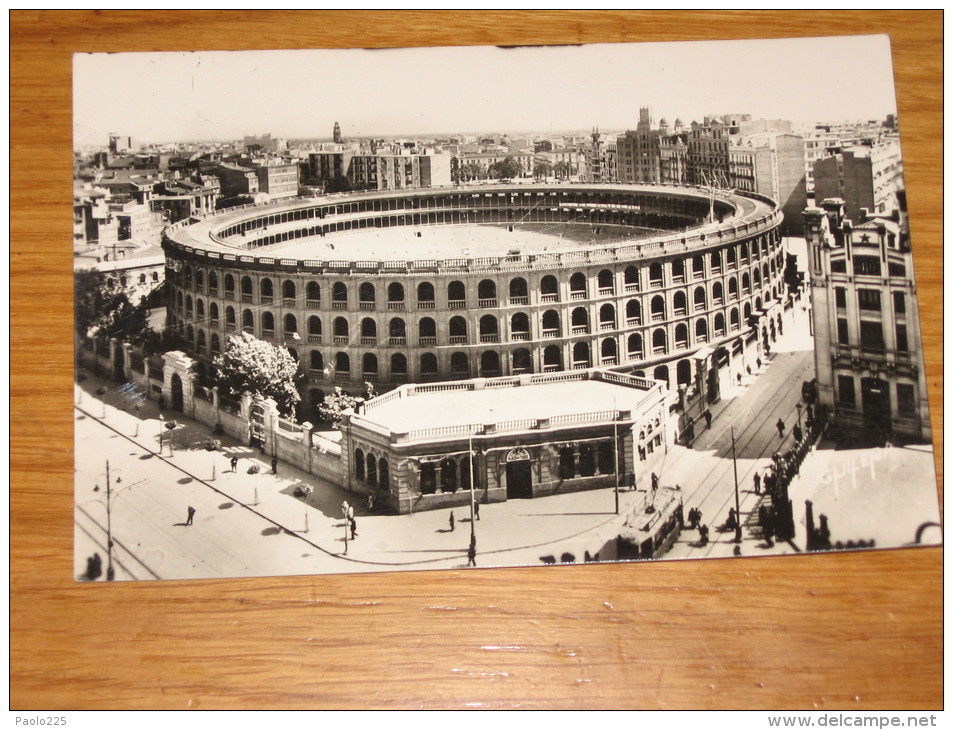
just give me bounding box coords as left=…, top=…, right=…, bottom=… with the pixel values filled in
left=796, top=402, right=803, bottom=430
left=468, top=433, right=477, bottom=548
left=730, top=427, right=742, bottom=544
left=92, top=460, right=145, bottom=581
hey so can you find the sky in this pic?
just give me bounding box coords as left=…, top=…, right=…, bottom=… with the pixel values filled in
left=73, top=35, right=899, bottom=147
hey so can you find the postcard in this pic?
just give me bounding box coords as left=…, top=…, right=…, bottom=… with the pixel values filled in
left=72, top=37, right=940, bottom=582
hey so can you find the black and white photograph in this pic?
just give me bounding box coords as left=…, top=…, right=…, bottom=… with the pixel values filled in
left=72, top=36, right=941, bottom=583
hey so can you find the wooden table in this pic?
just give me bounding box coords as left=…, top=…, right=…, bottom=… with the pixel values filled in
left=11, top=11, right=942, bottom=710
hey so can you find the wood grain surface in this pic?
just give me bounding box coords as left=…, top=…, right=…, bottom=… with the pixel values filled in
left=10, top=10, right=942, bottom=710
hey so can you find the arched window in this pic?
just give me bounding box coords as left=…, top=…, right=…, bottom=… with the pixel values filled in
left=649, top=262, right=664, bottom=286
left=601, top=337, right=617, bottom=363
left=185, top=295, right=193, bottom=317
left=448, top=280, right=466, bottom=305
left=542, top=309, right=560, bottom=335
left=366, top=454, right=377, bottom=487
left=359, top=282, right=376, bottom=303
left=480, top=350, right=501, bottom=376
left=391, top=353, right=407, bottom=375
left=743, top=302, right=752, bottom=321
left=558, top=447, right=575, bottom=479
left=572, top=341, right=590, bottom=368
left=675, top=323, right=689, bottom=348
left=360, top=318, right=377, bottom=339
left=742, top=273, right=751, bottom=293
left=418, top=317, right=436, bottom=341
left=696, top=318, right=708, bottom=342
left=597, top=269, right=614, bottom=293
left=333, top=282, right=348, bottom=303
left=449, top=316, right=468, bottom=342
left=571, top=307, right=589, bottom=333
left=417, top=281, right=435, bottom=304
left=509, top=277, right=528, bottom=301
left=730, top=308, right=740, bottom=329
left=711, top=250, right=722, bottom=271
left=626, top=299, right=641, bottom=324
left=333, top=318, right=349, bottom=343
left=673, top=291, right=687, bottom=316
left=261, top=311, right=275, bottom=335
left=677, top=359, right=693, bottom=387
left=653, top=365, right=669, bottom=387
left=578, top=444, right=595, bottom=477
left=420, top=352, right=438, bottom=375
left=694, top=286, right=707, bottom=310
left=728, top=277, right=739, bottom=299
left=260, top=278, right=273, bottom=300
left=651, top=295, right=666, bottom=319
left=440, top=459, right=457, bottom=492
left=753, top=269, right=762, bottom=289
left=355, top=449, right=365, bottom=481
left=226, top=306, right=236, bottom=327
left=195, top=270, right=204, bottom=290
left=335, top=352, right=350, bottom=373
left=196, top=329, right=206, bottom=351
left=569, top=272, right=587, bottom=298
left=196, top=299, right=204, bottom=319
left=714, top=313, right=726, bottom=336
left=283, top=313, right=297, bottom=336
left=389, top=317, right=406, bottom=341
left=511, top=312, right=530, bottom=338
left=310, top=351, right=324, bottom=371
left=543, top=345, right=562, bottom=371
left=512, top=348, right=532, bottom=374
left=540, top=275, right=559, bottom=300
left=712, top=281, right=724, bottom=304
left=726, top=247, right=737, bottom=267
left=208, top=271, right=218, bottom=292
left=479, top=315, right=499, bottom=341
left=242, top=309, right=254, bottom=331
left=225, top=274, right=236, bottom=296
left=362, top=353, right=378, bottom=375
left=308, top=316, right=322, bottom=340
left=387, top=282, right=405, bottom=303
left=627, top=333, right=643, bottom=359
left=599, top=303, right=615, bottom=329
left=211, top=333, right=220, bottom=353
left=652, top=328, right=667, bottom=354
left=306, top=281, right=320, bottom=303
left=624, top=265, right=639, bottom=290
left=282, top=280, right=296, bottom=301
left=477, top=279, right=497, bottom=302
left=672, top=259, right=685, bottom=282
left=378, top=458, right=389, bottom=491
left=209, top=302, right=218, bottom=324
left=450, top=352, right=469, bottom=377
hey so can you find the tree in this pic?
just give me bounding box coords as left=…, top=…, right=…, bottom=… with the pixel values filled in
left=75, top=269, right=150, bottom=341
left=316, top=382, right=377, bottom=428
left=554, top=161, right=571, bottom=181
left=533, top=161, right=552, bottom=181
left=212, top=331, right=301, bottom=417
left=487, top=156, right=521, bottom=181
left=459, top=162, right=485, bottom=183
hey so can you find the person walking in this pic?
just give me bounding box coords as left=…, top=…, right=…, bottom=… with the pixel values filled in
left=651, top=472, right=659, bottom=493
left=467, top=544, right=476, bottom=567
left=699, top=524, right=709, bottom=546
left=753, top=471, right=761, bottom=495
left=776, top=418, right=785, bottom=438
left=186, top=506, right=195, bottom=526
left=474, top=501, right=480, bottom=521
left=271, top=456, right=278, bottom=475
left=449, top=511, right=455, bottom=532
left=230, top=455, right=238, bottom=472
left=704, top=411, right=712, bottom=429
left=350, top=516, right=358, bottom=539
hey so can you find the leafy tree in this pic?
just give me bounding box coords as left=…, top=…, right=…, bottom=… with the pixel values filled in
left=212, top=331, right=301, bottom=417
left=74, top=269, right=149, bottom=340
left=459, top=161, right=486, bottom=183
left=554, top=160, right=571, bottom=180
left=317, top=382, right=378, bottom=428
left=533, top=161, right=552, bottom=181
left=487, top=156, right=522, bottom=181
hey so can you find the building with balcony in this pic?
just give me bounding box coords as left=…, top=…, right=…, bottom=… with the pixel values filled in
left=803, top=194, right=929, bottom=441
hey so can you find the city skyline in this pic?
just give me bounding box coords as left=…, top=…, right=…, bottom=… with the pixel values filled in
left=73, top=36, right=899, bottom=146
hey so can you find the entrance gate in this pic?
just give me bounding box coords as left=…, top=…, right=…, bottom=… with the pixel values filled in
left=505, top=447, right=533, bottom=499
left=250, top=402, right=266, bottom=448
left=170, top=374, right=184, bottom=412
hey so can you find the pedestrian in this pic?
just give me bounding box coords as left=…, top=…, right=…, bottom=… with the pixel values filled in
left=753, top=471, right=761, bottom=495
left=733, top=545, right=742, bottom=557
left=467, top=544, right=476, bottom=567
left=756, top=357, right=762, bottom=370
left=474, top=501, right=480, bottom=521
left=699, top=524, right=709, bottom=546
left=726, top=508, right=738, bottom=531
left=776, top=418, right=785, bottom=438
left=230, top=455, right=238, bottom=472
left=688, top=508, right=698, bottom=530
left=704, top=411, right=712, bottom=429
left=449, top=511, right=455, bottom=532
left=793, top=424, right=803, bottom=444
left=651, top=472, right=659, bottom=492
left=736, top=373, right=742, bottom=385
left=350, top=516, right=357, bottom=539
left=367, top=493, right=375, bottom=511
left=271, top=456, right=278, bottom=475
left=186, top=506, right=195, bottom=526
left=341, top=500, right=350, bottom=520
left=85, top=553, right=102, bottom=581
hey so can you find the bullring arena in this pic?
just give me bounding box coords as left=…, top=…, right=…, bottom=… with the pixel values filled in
left=162, top=183, right=788, bottom=423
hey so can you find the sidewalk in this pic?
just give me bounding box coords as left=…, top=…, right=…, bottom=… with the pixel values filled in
left=74, top=372, right=652, bottom=577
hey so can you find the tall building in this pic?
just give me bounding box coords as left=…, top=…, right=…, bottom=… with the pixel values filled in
left=803, top=194, right=929, bottom=442
left=812, top=142, right=904, bottom=223
left=333, top=121, right=342, bottom=144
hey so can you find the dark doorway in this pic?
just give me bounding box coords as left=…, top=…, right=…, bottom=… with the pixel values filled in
left=861, top=377, right=891, bottom=438
left=505, top=457, right=533, bottom=499
left=170, top=374, right=184, bottom=412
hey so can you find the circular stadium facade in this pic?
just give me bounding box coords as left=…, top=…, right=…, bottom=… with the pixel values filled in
left=162, top=183, right=786, bottom=422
